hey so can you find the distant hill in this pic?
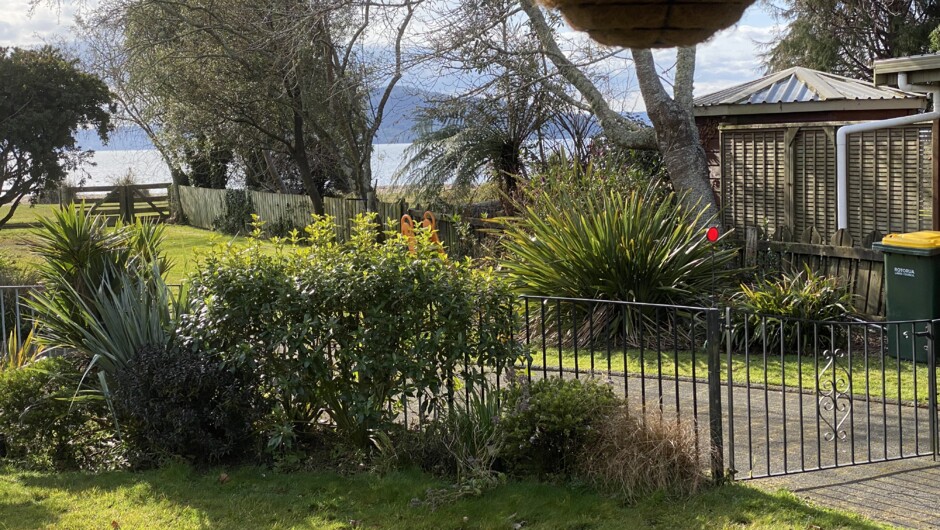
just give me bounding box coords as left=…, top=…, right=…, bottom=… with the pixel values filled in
left=75, top=85, right=649, bottom=149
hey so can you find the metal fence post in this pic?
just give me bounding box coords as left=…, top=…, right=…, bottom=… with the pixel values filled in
left=928, top=320, right=938, bottom=461
left=707, top=308, right=725, bottom=481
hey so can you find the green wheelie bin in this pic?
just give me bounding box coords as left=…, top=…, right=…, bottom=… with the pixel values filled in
left=873, top=231, right=940, bottom=362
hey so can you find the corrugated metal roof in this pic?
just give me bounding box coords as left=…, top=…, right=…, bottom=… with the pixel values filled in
left=694, top=67, right=922, bottom=108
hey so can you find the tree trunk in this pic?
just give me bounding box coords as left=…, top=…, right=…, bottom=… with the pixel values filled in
left=632, top=48, right=718, bottom=226
left=292, top=107, right=325, bottom=215
left=519, top=0, right=719, bottom=228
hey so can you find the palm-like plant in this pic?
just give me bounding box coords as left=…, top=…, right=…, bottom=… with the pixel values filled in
left=27, top=203, right=178, bottom=377
left=499, top=185, right=739, bottom=344
left=393, top=81, right=547, bottom=208
left=501, top=186, right=739, bottom=304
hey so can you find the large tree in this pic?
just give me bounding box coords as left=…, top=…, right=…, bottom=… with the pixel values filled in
left=82, top=0, right=421, bottom=213
left=763, top=0, right=940, bottom=81
left=518, top=0, right=717, bottom=221
left=0, top=46, right=113, bottom=226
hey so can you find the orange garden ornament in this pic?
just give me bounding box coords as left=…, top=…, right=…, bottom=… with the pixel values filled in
left=401, top=212, right=444, bottom=255
left=534, top=0, right=756, bottom=48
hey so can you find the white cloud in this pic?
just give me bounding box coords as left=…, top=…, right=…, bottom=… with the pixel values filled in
left=0, top=0, right=76, bottom=47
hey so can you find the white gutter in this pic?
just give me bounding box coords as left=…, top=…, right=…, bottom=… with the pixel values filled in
left=837, top=72, right=940, bottom=229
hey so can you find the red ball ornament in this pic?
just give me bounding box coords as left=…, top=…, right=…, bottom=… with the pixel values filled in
left=706, top=226, right=719, bottom=243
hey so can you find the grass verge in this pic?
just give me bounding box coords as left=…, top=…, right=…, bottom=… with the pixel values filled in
left=0, top=465, right=889, bottom=529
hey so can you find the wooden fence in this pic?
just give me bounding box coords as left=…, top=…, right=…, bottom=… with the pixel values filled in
left=174, top=186, right=486, bottom=251
left=62, top=183, right=172, bottom=223
left=744, top=226, right=886, bottom=317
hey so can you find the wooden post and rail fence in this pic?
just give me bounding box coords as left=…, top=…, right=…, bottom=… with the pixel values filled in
left=59, top=183, right=172, bottom=224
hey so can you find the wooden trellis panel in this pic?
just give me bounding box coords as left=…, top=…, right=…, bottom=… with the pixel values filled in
left=721, top=123, right=932, bottom=244
left=846, top=126, right=932, bottom=238
left=720, top=129, right=787, bottom=233
left=793, top=128, right=837, bottom=237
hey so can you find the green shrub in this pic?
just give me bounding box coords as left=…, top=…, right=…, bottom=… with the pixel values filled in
left=0, top=356, right=117, bottom=470
left=110, top=344, right=265, bottom=468
left=500, top=377, right=618, bottom=476
left=731, top=267, right=852, bottom=353
left=213, top=189, right=254, bottom=235
left=185, top=214, right=521, bottom=450
left=0, top=253, right=40, bottom=341
left=578, top=405, right=706, bottom=502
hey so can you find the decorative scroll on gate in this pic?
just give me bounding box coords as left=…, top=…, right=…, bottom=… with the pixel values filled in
left=818, top=348, right=851, bottom=442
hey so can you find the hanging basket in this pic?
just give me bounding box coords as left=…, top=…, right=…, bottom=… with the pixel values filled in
left=536, top=0, right=757, bottom=48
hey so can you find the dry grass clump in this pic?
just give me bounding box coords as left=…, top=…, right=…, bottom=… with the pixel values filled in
left=579, top=406, right=707, bottom=502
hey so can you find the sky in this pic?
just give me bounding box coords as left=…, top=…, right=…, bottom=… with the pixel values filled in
left=0, top=0, right=782, bottom=112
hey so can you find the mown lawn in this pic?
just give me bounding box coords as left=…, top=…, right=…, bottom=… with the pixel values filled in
left=0, top=465, right=889, bottom=529
left=0, top=224, right=257, bottom=285
left=528, top=344, right=931, bottom=406
left=0, top=204, right=60, bottom=227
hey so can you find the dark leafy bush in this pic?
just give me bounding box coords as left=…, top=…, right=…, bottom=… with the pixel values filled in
left=578, top=405, right=706, bottom=502
left=0, top=356, right=117, bottom=470
left=500, top=377, right=618, bottom=476
left=110, top=344, right=264, bottom=468
left=184, top=214, right=522, bottom=450
left=731, top=266, right=853, bottom=353
left=213, top=189, right=254, bottom=235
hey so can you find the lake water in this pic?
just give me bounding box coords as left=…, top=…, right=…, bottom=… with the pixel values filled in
left=68, top=144, right=412, bottom=188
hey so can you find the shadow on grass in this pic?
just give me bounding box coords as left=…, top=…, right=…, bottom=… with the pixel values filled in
left=1, top=465, right=889, bottom=529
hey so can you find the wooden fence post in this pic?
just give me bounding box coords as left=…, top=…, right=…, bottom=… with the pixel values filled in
left=744, top=226, right=759, bottom=267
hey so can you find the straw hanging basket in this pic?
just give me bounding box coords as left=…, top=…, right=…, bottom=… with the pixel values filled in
left=536, top=0, right=757, bottom=48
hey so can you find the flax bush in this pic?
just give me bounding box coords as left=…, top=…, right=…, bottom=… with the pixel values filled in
left=185, top=214, right=521, bottom=450
left=500, top=184, right=738, bottom=345
left=501, top=185, right=738, bottom=305
left=731, top=266, right=853, bottom=353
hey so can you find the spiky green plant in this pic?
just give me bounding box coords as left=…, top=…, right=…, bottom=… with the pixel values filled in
left=500, top=187, right=738, bottom=304
left=499, top=185, right=738, bottom=344
left=1, top=325, right=43, bottom=373
left=28, top=204, right=173, bottom=356
left=731, top=266, right=853, bottom=353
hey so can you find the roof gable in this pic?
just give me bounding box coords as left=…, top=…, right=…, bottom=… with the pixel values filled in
left=694, top=67, right=926, bottom=116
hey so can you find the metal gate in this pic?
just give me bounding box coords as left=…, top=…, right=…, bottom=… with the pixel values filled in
left=512, top=295, right=940, bottom=482
left=722, top=311, right=939, bottom=480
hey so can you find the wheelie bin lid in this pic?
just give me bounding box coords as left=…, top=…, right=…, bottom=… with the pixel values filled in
left=874, top=231, right=940, bottom=255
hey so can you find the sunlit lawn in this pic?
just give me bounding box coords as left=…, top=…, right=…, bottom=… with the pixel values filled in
left=0, top=464, right=890, bottom=529
left=0, top=223, right=260, bottom=285
left=526, top=343, right=931, bottom=406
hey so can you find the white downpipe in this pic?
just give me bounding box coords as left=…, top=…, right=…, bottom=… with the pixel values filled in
left=836, top=72, right=940, bottom=229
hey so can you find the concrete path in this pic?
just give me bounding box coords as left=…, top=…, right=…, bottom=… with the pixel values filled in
left=752, top=457, right=940, bottom=529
